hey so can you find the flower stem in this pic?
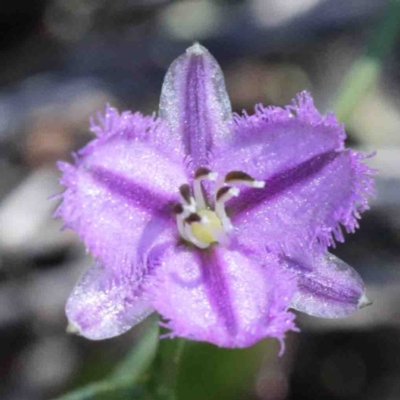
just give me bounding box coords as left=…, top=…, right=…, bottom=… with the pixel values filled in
left=332, top=0, right=400, bottom=123
left=147, top=336, right=186, bottom=400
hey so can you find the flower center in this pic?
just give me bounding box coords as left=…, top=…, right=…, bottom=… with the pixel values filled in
left=173, top=167, right=265, bottom=249
left=191, top=209, right=222, bottom=244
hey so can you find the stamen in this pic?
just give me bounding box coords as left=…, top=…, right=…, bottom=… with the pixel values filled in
left=184, top=213, right=202, bottom=224
left=179, top=184, right=191, bottom=204
left=194, top=167, right=212, bottom=179
left=225, top=170, right=265, bottom=188
left=215, top=187, right=229, bottom=201
left=174, top=169, right=264, bottom=249
left=225, top=171, right=252, bottom=181
left=172, top=203, right=184, bottom=215
left=193, top=182, right=206, bottom=209
left=176, top=215, right=188, bottom=240
left=193, top=167, right=218, bottom=209
left=215, top=186, right=239, bottom=231
left=179, top=184, right=196, bottom=213
left=251, top=180, right=265, bottom=188
left=216, top=186, right=240, bottom=201
left=173, top=203, right=189, bottom=240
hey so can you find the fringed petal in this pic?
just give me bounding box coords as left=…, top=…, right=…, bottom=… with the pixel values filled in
left=57, top=45, right=375, bottom=347
left=159, top=43, right=232, bottom=172
left=286, top=253, right=370, bottom=318
left=215, top=92, right=375, bottom=254
left=149, top=243, right=297, bottom=348
left=56, top=111, right=187, bottom=278
left=66, top=263, right=153, bottom=339
left=88, top=104, right=182, bottom=158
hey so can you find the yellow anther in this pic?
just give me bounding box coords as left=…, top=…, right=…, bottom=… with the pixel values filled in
left=190, top=210, right=223, bottom=244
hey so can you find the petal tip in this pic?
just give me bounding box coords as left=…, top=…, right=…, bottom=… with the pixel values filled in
left=66, top=321, right=81, bottom=335
left=186, top=42, right=208, bottom=56
left=358, top=292, right=372, bottom=309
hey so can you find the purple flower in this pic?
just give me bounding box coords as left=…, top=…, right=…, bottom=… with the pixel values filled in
left=56, top=44, right=374, bottom=349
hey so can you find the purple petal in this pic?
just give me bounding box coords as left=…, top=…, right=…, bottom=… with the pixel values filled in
left=159, top=43, right=232, bottom=171
left=286, top=253, right=370, bottom=318
left=56, top=110, right=187, bottom=276
left=215, top=92, right=375, bottom=253
left=66, top=263, right=153, bottom=339
left=149, top=243, right=297, bottom=348
left=88, top=105, right=182, bottom=158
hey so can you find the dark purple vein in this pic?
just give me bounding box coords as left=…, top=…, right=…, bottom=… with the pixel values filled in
left=229, top=150, right=340, bottom=219
left=90, top=165, right=174, bottom=219
left=90, top=165, right=178, bottom=258
left=198, top=249, right=237, bottom=336
left=284, top=256, right=360, bottom=305
left=183, top=53, right=212, bottom=168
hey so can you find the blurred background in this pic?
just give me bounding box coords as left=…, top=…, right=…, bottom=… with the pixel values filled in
left=0, top=0, right=399, bottom=399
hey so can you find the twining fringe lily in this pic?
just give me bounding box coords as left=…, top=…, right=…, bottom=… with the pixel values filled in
left=56, top=44, right=375, bottom=349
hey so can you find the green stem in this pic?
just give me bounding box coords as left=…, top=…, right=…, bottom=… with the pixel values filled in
left=332, top=0, right=400, bottom=123
left=147, top=337, right=187, bottom=400
left=54, top=316, right=159, bottom=400
left=54, top=379, right=135, bottom=400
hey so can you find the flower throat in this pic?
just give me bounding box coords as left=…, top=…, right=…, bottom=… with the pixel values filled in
left=173, top=167, right=265, bottom=249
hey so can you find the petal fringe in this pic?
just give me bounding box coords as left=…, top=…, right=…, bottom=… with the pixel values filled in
left=66, top=263, right=153, bottom=339
left=56, top=111, right=186, bottom=276
left=214, top=91, right=375, bottom=254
